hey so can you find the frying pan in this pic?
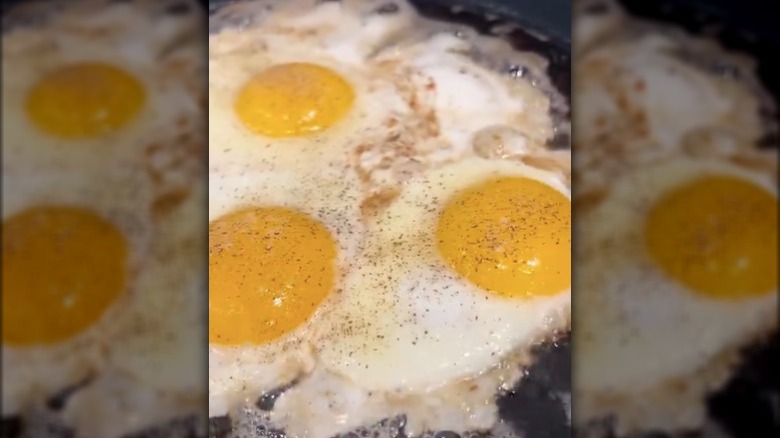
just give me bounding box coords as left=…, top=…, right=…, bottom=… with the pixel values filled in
left=0, top=0, right=569, bottom=437
left=206, top=0, right=572, bottom=437
left=573, top=1, right=779, bottom=437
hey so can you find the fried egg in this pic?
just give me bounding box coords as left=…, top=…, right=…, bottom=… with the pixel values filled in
left=1, top=168, right=153, bottom=416
left=269, top=157, right=570, bottom=437
left=208, top=0, right=415, bottom=176
left=208, top=168, right=364, bottom=417
left=574, top=157, right=778, bottom=433
left=1, top=0, right=200, bottom=176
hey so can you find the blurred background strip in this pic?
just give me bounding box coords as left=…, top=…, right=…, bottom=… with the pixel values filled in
left=1, top=0, right=207, bottom=437
left=572, top=0, right=778, bottom=437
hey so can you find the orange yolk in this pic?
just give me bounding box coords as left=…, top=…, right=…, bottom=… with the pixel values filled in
left=234, top=62, right=354, bottom=138
left=645, top=175, right=777, bottom=298
left=26, top=62, right=146, bottom=139
left=209, top=207, right=337, bottom=345
left=436, top=177, right=571, bottom=298
left=2, top=206, right=128, bottom=345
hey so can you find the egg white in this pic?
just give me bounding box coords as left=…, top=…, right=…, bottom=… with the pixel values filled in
left=373, top=32, right=555, bottom=164
left=269, top=348, right=526, bottom=438
left=343, top=28, right=558, bottom=203
left=574, top=158, right=778, bottom=432
left=108, top=180, right=205, bottom=390
left=59, top=372, right=200, bottom=438
left=574, top=31, right=766, bottom=193
left=59, top=182, right=206, bottom=438
left=1, top=0, right=201, bottom=178
left=253, top=0, right=417, bottom=64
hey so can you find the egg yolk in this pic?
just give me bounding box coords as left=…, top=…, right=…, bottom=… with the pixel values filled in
left=436, top=177, right=571, bottom=298
left=234, top=62, right=354, bottom=138
left=25, top=62, right=146, bottom=139
left=645, top=176, right=778, bottom=298
left=2, top=206, right=127, bottom=345
left=209, top=207, right=337, bottom=345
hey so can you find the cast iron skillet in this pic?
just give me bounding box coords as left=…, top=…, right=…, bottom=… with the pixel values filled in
left=206, top=0, right=572, bottom=437
left=574, top=1, right=779, bottom=437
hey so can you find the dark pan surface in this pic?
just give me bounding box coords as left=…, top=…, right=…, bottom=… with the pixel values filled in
left=206, top=0, right=571, bottom=437
left=410, top=0, right=571, bottom=46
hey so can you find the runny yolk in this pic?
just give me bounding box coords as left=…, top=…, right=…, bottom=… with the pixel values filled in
left=645, top=175, right=778, bottom=298
left=209, top=207, right=337, bottom=345
left=2, top=206, right=128, bottom=345
left=25, top=62, right=146, bottom=139
left=436, top=177, right=571, bottom=298
left=234, top=62, right=355, bottom=138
